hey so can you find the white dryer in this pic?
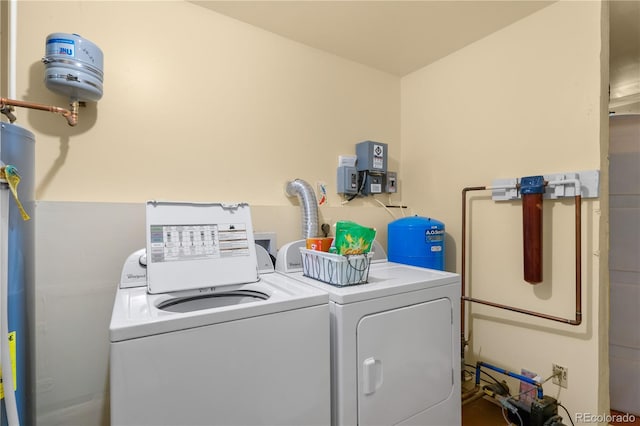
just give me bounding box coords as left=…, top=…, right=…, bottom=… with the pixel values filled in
left=276, top=241, right=461, bottom=426
left=109, top=202, right=331, bottom=426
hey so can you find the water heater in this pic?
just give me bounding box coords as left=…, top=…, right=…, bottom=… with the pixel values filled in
left=0, top=123, right=35, bottom=426
left=43, top=33, right=104, bottom=102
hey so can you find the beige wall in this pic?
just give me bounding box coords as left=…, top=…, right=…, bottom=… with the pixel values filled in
left=14, top=0, right=400, bottom=231
left=11, top=0, right=406, bottom=254
left=401, top=0, right=609, bottom=422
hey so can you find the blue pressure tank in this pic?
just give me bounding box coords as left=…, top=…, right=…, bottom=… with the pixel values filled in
left=387, top=216, right=445, bottom=270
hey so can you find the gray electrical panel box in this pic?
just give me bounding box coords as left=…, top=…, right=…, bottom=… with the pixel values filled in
left=361, top=173, right=384, bottom=195
left=356, top=141, right=387, bottom=174
left=337, top=166, right=358, bottom=194
left=385, top=171, right=397, bottom=193
left=338, top=141, right=395, bottom=197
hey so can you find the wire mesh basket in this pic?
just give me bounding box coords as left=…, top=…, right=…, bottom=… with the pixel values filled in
left=300, top=248, right=373, bottom=286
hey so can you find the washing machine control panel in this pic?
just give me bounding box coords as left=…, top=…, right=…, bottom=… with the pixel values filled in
left=145, top=201, right=259, bottom=294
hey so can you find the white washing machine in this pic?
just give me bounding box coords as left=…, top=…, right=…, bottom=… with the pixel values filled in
left=109, top=202, right=331, bottom=426
left=276, top=241, right=461, bottom=426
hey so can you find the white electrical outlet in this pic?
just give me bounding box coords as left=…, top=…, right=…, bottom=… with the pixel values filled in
left=552, top=364, right=568, bottom=388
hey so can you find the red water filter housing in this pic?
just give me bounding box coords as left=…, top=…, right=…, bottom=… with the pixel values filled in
left=520, top=176, right=545, bottom=284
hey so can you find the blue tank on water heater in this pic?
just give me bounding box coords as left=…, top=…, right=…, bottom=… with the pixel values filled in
left=387, top=216, right=445, bottom=270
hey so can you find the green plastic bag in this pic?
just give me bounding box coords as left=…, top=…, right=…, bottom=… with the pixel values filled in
left=334, top=221, right=376, bottom=255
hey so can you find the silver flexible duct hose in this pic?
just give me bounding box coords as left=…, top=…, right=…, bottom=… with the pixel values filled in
left=285, top=179, right=319, bottom=239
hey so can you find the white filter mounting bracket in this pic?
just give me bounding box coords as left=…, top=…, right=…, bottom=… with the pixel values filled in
left=491, top=170, right=599, bottom=201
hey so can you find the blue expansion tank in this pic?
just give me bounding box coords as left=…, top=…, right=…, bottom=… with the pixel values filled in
left=387, top=216, right=445, bottom=270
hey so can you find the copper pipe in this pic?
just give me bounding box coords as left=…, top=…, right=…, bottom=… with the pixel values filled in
left=461, top=295, right=581, bottom=324
left=461, top=186, right=487, bottom=358
left=461, top=187, right=582, bottom=351
left=573, top=195, right=582, bottom=325
left=0, top=97, right=78, bottom=126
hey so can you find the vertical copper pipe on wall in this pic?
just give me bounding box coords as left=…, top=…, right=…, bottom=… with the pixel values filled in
left=461, top=186, right=487, bottom=358
left=573, top=194, right=582, bottom=325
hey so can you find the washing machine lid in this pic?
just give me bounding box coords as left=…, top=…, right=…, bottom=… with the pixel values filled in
left=145, top=201, right=259, bottom=294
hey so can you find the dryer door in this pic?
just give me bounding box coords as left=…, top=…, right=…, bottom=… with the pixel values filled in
left=357, top=298, right=453, bottom=426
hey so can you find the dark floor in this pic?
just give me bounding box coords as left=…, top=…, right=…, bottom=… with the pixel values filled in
left=462, top=395, right=507, bottom=425
left=462, top=386, right=639, bottom=426
left=611, top=410, right=640, bottom=426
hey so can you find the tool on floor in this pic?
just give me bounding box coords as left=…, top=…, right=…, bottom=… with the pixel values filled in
left=474, top=361, right=567, bottom=426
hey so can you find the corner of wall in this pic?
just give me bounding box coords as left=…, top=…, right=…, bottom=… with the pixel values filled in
left=598, top=0, right=611, bottom=418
